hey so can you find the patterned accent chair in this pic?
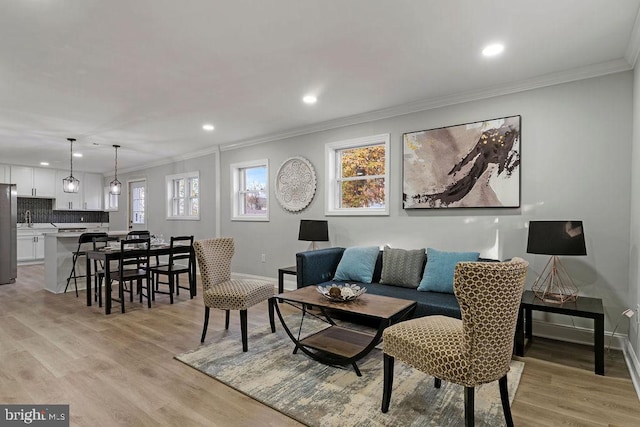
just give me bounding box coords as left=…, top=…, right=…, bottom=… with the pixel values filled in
left=381, top=258, right=528, bottom=427
left=193, top=238, right=276, bottom=352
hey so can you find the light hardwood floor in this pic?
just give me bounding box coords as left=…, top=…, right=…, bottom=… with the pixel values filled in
left=1, top=265, right=639, bottom=426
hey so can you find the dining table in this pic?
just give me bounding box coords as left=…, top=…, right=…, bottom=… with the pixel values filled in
left=85, top=243, right=196, bottom=314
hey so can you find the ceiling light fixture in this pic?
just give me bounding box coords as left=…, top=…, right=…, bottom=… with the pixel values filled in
left=303, top=95, right=317, bottom=104
left=109, top=144, right=122, bottom=196
left=62, top=138, right=80, bottom=193
left=202, top=124, right=215, bottom=131
left=482, top=43, right=504, bottom=57
left=40, top=162, right=49, bottom=166
left=73, top=152, right=83, bottom=157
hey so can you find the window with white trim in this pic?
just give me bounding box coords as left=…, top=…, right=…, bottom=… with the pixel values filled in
left=231, top=159, right=269, bottom=221
left=325, top=134, right=389, bottom=216
left=165, top=171, right=200, bottom=220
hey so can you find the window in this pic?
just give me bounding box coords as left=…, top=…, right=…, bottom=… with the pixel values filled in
left=165, top=171, right=200, bottom=220
left=325, top=134, right=389, bottom=216
left=231, top=159, right=269, bottom=221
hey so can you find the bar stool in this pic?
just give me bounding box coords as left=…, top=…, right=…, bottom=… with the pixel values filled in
left=64, top=232, right=108, bottom=297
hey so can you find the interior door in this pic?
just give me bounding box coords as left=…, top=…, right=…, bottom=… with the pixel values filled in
left=128, top=180, right=146, bottom=231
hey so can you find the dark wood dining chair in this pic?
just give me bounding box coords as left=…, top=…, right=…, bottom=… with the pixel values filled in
left=149, top=235, right=194, bottom=303
left=92, top=235, right=119, bottom=307
left=109, top=237, right=151, bottom=313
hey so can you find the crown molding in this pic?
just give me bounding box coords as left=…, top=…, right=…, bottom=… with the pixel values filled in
left=220, top=59, right=632, bottom=152
left=115, top=145, right=220, bottom=175
left=626, top=4, right=640, bottom=68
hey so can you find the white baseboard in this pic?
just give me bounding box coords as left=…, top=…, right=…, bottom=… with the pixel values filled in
left=623, top=339, right=640, bottom=399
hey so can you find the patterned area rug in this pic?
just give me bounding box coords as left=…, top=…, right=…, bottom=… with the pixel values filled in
left=175, top=315, right=524, bottom=427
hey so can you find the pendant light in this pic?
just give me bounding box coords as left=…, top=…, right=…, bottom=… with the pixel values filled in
left=109, top=144, right=122, bottom=195
left=62, top=138, right=80, bottom=193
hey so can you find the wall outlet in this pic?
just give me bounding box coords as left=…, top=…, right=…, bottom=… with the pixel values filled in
left=261, top=253, right=266, bottom=263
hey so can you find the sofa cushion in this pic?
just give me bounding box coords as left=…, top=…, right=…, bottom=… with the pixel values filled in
left=418, top=248, right=480, bottom=293
left=333, top=246, right=380, bottom=283
left=379, top=246, right=426, bottom=288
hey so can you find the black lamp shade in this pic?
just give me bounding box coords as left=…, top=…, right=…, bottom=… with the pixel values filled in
left=298, top=220, right=329, bottom=242
left=526, top=221, right=587, bottom=256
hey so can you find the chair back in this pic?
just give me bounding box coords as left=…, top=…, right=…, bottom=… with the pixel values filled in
left=118, top=237, right=150, bottom=273
left=78, top=232, right=108, bottom=247
left=193, top=238, right=233, bottom=291
left=127, top=230, right=150, bottom=240
left=169, top=235, right=194, bottom=267
left=92, top=235, right=119, bottom=251
left=453, top=257, right=528, bottom=384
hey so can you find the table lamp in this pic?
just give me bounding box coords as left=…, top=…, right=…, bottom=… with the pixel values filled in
left=526, top=220, right=587, bottom=303
left=298, top=219, right=329, bottom=250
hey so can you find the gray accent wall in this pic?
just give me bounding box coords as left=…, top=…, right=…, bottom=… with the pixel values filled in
left=629, top=64, right=640, bottom=360
left=111, top=72, right=634, bottom=339
left=106, top=153, right=217, bottom=242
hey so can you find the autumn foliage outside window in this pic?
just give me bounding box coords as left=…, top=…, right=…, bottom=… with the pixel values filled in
left=325, top=134, right=389, bottom=216
left=338, top=145, right=386, bottom=208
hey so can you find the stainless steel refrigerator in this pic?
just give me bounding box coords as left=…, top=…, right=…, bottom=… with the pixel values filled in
left=0, top=183, right=17, bottom=284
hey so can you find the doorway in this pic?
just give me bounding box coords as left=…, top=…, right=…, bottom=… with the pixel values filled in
left=128, top=179, right=146, bottom=231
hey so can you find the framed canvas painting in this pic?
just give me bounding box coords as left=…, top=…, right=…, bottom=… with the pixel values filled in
left=403, top=115, right=521, bottom=209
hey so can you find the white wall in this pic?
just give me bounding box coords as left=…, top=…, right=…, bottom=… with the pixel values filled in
left=220, top=71, right=633, bottom=334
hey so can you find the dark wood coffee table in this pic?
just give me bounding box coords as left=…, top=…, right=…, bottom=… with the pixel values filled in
left=274, top=286, right=416, bottom=376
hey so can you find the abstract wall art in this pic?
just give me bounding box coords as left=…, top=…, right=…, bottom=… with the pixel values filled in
left=403, top=115, right=521, bottom=209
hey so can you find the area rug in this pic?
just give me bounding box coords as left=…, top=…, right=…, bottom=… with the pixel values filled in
left=175, top=315, right=524, bottom=427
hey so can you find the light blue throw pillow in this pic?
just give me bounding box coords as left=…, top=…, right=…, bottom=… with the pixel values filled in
left=334, top=246, right=380, bottom=283
left=417, top=248, right=480, bottom=293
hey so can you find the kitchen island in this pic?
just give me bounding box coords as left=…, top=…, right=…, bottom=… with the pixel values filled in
left=44, top=230, right=129, bottom=294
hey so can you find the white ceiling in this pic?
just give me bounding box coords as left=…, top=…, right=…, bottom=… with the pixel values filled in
left=1, top=0, right=639, bottom=174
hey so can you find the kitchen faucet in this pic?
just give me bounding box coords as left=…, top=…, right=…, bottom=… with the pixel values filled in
left=24, top=210, right=32, bottom=227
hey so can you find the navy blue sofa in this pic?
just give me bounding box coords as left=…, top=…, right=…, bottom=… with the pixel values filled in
left=296, top=247, right=496, bottom=319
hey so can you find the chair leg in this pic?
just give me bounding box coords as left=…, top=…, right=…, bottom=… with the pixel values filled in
left=434, top=378, right=442, bottom=388
left=240, top=309, right=248, bottom=352
left=381, top=353, right=394, bottom=413
left=499, top=375, right=514, bottom=427
left=169, top=274, right=174, bottom=304
left=464, top=386, right=474, bottom=427
left=200, top=307, right=210, bottom=343
left=119, top=281, right=125, bottom=314
left=268, top=298, right=275, bottom=333
left=225, top=310, right=230, bottom=330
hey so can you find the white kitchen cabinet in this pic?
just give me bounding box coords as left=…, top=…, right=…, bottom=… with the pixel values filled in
left=83, top=173, right=103, bottom=210
left=17, top=234, right=35, bottom=262
left=11, top=166, right=56, bottom=197
left=55, top=171, right=104, bottom=210
left=17, top=229, right=52, bottom=263
left=55, top=170, right=83, bottom=210
left=104, top=186, right=119, bottom=211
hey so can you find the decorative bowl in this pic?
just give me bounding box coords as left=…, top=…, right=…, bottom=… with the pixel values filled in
left=316, top=283, right=366, bottom=302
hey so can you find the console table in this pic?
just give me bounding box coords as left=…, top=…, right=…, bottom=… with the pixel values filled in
left=515, top=290, right=605, bottom=375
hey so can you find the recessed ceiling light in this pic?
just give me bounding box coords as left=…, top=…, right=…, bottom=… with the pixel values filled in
left=303, top=95, right=317, bottom=104
left=40, top=162, right=49, bottom=166
left=73, top=153, right=83, bottom=158
left=482, top=43, right=504, bottom=57
left=202, top=124, right=215, bottom=131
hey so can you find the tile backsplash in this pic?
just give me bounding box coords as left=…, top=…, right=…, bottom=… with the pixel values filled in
left=18, top=198, right=109, bottom=224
